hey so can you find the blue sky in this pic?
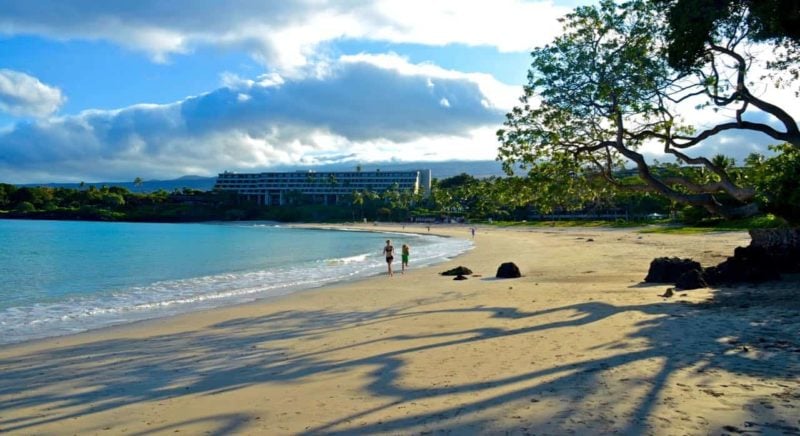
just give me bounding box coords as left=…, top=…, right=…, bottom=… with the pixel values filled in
left=0, top=0, right=793, bottom=183
left=0, top=0, right=596, bottom=183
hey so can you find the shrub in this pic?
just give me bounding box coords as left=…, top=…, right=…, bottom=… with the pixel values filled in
left=14, top=201, right=36, bottom=213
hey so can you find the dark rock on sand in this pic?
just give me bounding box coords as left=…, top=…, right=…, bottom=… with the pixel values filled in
left=703, top=246, right=781, bottom=285
left=644, top=228, right=799, bottom=288
left=749, top=228, right=800, bottom=273
left=496, top=262, right=521, bottom=278
left=441, top=266, right=473, bottom=276
left=675, top=269, right=707, bottom=290
left=699, top=228, right=799, bottom=285
left=644, top=257, right=702, bottom=283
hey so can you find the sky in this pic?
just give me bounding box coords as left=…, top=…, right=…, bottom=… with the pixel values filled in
left=0, top=0, right=795, bottom=184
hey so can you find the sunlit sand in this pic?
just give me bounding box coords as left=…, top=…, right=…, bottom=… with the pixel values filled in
left=1, top=224, right=797, bottom=434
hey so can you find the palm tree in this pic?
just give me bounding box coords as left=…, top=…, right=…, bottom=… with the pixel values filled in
left=351, top=190, right=364, bottom=220
left=711, top=154, right=736, bottom=171
left=326, top=173, right=339, bottom=205
left=382, top=184, right=402, bottom=221
left=133, top=177, right=144, bottom=192
left=702, top=154, right=737, bottom=184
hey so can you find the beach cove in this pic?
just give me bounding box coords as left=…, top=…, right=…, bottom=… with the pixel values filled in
left=1, top=224, right=798, bottom=435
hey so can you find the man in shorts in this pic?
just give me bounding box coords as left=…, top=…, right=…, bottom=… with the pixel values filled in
left=401, top=244, right=410, bottom=273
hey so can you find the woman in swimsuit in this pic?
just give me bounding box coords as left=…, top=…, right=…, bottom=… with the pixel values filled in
left=382, top=240, right=395, bottom=276
left=401, top=244, right=410, bottom=273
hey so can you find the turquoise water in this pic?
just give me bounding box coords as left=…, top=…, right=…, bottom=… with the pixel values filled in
left=0, top=220, right=471, bottom=345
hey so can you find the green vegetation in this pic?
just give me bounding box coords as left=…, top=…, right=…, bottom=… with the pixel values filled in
left=0, top=184, right=251, bottom=222
left=0, top=183, right=392, bottom=223
left=4, top=3, right=798, bottom=233
left=657, top=0, right=800, bottom=74
left=2, top=152, right=796, bottom=227
left=497, top=0, right=800, bottom=224
left=639, top=214, right=789, bottom=234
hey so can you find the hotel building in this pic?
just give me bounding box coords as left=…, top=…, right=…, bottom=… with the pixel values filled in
left=214, top=169, right=432, bottom=206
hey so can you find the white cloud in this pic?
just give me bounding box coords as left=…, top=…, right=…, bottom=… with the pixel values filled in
left=341, top=126, right=500, bottom=164
left=0, top=56, right=506, bottom=183
left=340, top=52, right=521, bottom=109
left=368, top=0, right=569, bottom=52
left=0, top=0, right=573, bottom=73
left=0, top=69, right=65, bottom=118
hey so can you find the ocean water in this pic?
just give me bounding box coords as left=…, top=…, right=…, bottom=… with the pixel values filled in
left=0, top=220, right=472, bottom=345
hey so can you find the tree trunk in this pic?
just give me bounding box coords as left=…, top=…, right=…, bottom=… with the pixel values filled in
left=716, top=202, right=760, bottom=220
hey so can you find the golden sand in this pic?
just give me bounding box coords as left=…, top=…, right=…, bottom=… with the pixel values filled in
left=1, top=224, right=798, bottom=435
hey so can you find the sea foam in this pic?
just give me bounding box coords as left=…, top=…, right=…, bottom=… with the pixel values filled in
left=0, top=226, right=471, bottom=345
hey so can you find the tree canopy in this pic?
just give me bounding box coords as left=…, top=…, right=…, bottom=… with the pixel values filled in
left=657, top=0, right=800, bottom=74
left=497, top=0, right=800, bottom=222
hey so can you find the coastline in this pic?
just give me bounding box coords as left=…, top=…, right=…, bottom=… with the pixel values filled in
left=1, top=224, right=799, bottom=434
left=0, top=222, right=470, bottom=347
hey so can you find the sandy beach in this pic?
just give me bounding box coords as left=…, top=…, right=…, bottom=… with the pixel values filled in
left=1, top=224, right=798, bottom=435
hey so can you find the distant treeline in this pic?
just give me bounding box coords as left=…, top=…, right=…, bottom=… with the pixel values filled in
left=0, top=176, right=667, bottom=224
left=0, top=183, right=423, bottom=223
left=2, top=148, right=797, bottom=225
left=0, top=184, right=252, bottom=222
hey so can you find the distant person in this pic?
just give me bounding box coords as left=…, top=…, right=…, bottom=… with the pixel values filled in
left=427, top=225, right=431, bottom=232
left=382, top=240, right=395, bottom=276
left=471, top=227, right=476, bottom=238
left=401, top=244, right=410, bottom=273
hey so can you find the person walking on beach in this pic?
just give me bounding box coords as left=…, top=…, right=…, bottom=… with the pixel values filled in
left=401, top=243, right=410, bottom=273
left=471, top=227, right=476, bottom=238
left=383, top=239, right=395, bottom=276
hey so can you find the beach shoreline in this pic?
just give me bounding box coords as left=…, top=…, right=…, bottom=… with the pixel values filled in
left=0, top=222, right=470, bottom=347
left=1, top=223, right=798, bottom=435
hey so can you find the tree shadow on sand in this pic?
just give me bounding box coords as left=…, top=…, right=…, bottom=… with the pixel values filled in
left=0, top=286, right=798, bottom=434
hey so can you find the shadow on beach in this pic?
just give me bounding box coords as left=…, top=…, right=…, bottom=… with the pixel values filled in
left=1, top=284, right=799, bottom=434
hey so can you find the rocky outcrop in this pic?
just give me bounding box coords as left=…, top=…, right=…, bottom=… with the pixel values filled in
left=675, top=269, right=707, bottom=290
left=644, top=257, right=702, bottom=284
left=703, top=245, right=781, bottom=285
left=644, top=228, right=800, bottom=289
left=748, top=228, right=800, bottom=273
left=441, top=266, right=473, bottom=276
left=496, top=262, right=521, bottom=278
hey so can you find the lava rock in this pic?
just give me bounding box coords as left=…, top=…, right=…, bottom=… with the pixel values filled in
left=441, top=266, right=473, bottom=276
left=496, top=262, right=521, bottom=279
left=703, top=246, right=781, bottom=285
left=644, top=257, right=702, bottom=283
left=675, top=269, right=707, bottom=290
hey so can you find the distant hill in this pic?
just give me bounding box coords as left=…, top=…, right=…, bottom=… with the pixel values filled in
left=22, top=177, right=219, bottom=193
left=21, top=160, right=508, bottom=192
